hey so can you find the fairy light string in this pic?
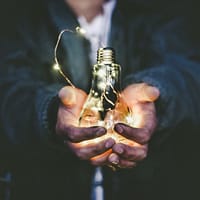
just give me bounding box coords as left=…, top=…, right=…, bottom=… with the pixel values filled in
left=53, top=27, right=87, bottom=88
left=53, top=27, right=138, bottom=130
left=53, top=27, right=118, bottom=109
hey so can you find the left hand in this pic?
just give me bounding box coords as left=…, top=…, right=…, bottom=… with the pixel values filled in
left=56, top=86, right=115, bottom=163
left=107, top=83, right=160, bottom=169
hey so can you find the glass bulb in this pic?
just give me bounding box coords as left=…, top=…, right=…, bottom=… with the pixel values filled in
left=79, top=47, right=137, bottom=146
left=79, top=47, right=120, bottom=126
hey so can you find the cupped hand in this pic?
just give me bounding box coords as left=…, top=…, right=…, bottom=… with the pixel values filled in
left=107, top=83, right=160, bottom=169
left=56, top=86, right=115, bottom=163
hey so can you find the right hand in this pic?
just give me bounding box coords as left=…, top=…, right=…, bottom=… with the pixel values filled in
left=56, top=86, right=115, bottom=163
left=107, top=83, right=160, bottom=169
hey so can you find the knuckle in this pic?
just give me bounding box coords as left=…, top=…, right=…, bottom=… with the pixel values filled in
left=75, top=148, right=87, bottom=160
left=67, top=131, right=80, bottom=142
left=55, top=123, right=63, bottom=136
left=90, top=159, right=99, bottom=166
left=67, top=132, right=76, bottom=141
left=75, top=150, right=82, bottom=159
left=140, top=151, right=147, bottom=160
left=139, top=130, right=150, bottom=144
left=136, top=148, right=147, bottom=161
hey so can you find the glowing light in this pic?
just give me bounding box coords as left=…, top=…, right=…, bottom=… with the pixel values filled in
left=53, top=27, right=87, bottom=88
left=125, top=113, right=135, bottom=126
left=53, top=63, right=60, bottom=71
left=75, top=26, right=86, bottom=36
left=96, top=68, right=106, bottom=77
left=90, top=149, right=112, bottom=161
left=97, top=81, right=107, bottom=91
left=52, top=43, right=139, bottom=147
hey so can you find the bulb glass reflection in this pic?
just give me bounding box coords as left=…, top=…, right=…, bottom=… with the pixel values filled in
left=78, top=48, right=137, bottom=146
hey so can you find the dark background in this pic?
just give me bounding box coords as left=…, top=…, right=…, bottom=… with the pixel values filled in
left=0, top=0, right=199, bottom=199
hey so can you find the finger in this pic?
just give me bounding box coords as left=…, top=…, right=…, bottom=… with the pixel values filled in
left=58, top=125, right=106, bottom=142
left=114, top=123, right=150, bottom=144
left=108, top=153, right=120, bottom=165
left=112, top=143, right=148, bottom=162
left=122, top=83, right=160, bottom=103
left=129, top=102, right=157, bottom=129
left=114, top=103, right=157, bottom=144
left=58, top=86, right=87, bottom=106
left=67, top=138, right=115, bottom=160
left=90, top=149, right=112, bottom=166
left=117, top=159, right=137, bottom=169
left=108, top=153, right=137, bottom=169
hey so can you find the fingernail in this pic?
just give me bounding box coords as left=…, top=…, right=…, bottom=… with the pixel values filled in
left=116, top=147, right=124, bottom=154
left=116, top=125, right=123, bottom=134
left=109, top=154, right=119, bottom=164
left=105, top=139, right=115, bottom=148
left=96, top=127, right=106, bottom=136
left=59, top=87, right=76, bottom=106
left=146, top=86, right=160, bottom=100
left=112, top=161, right=119, bottom=165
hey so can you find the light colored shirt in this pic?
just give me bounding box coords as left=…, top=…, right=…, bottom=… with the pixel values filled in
left=78, top=0, right=116, bottom=64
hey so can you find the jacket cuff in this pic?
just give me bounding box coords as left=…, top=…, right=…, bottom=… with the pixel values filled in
left=36, top=84, right=62, bottom=143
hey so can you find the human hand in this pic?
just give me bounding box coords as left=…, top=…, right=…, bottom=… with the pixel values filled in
left=56, top=86, right=115, bottom=163
left=107, top=83, right=160, bottom=169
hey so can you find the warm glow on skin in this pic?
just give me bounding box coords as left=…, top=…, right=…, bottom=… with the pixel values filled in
left=75, top=135, right=106, bottom=147
left=74, top=126, right=141, bottom=149
left=78, top=97, right=144, bottom=147
left=124, top=111, right=144, bottom=128
left=90, top=149, right=112, bottom=162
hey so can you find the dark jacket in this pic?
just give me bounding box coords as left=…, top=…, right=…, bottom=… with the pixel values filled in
left=0, top=0, right=200, bottom=199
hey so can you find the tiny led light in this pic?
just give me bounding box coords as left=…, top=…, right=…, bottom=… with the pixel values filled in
left=125, top=114, right=135, bottom=126
left=52, top=27, right=89, bottom=88
left=75, top=26, right=86, bottom=36
left=53, top=31, right=139, bottom=146
left=53, top=63, right=60, bottom=71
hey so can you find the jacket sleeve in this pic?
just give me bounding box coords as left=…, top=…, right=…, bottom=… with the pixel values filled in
left=123, top=14, right=200, bottom=146
left=0, top=22, right=63, bottom=150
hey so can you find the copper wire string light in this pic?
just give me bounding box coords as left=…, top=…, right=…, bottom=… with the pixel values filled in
left=53, top=27, right=87, bottom=88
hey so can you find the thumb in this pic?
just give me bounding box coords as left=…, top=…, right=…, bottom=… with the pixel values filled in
left=58, top=86, right=86, bottom=106
left=141, top=84, right=160, bottom=102
left=122, top=83, right=160, bottom=103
